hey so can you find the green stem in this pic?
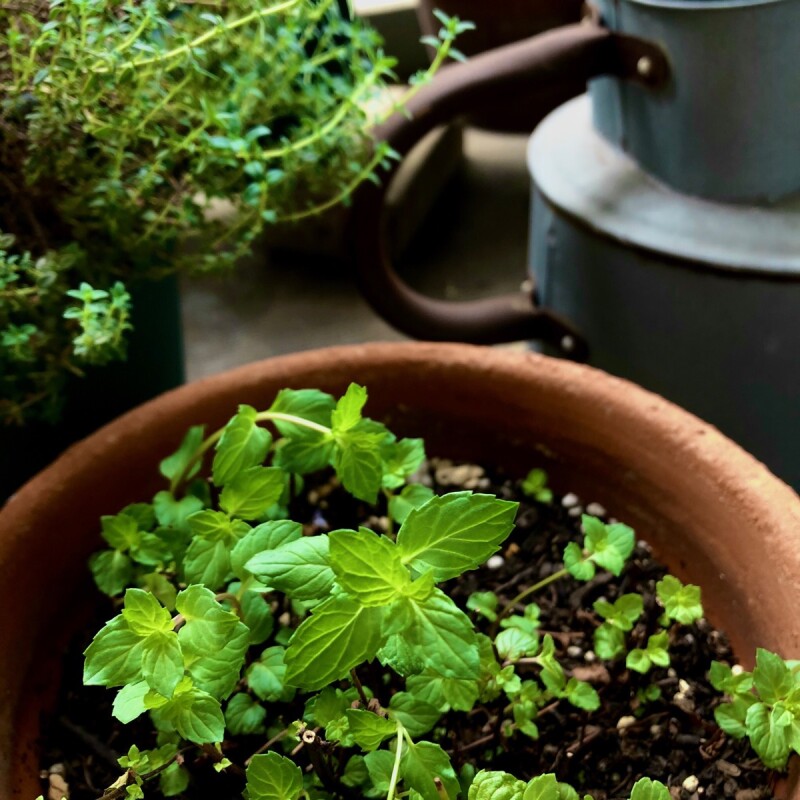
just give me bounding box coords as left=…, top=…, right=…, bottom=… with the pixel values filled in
left=274, top=148, right=387, bottom=224
left=169, top=410, right=331, bottom=494
left=386, top=724, right=406, bottom=800
left=495, top=568, right=570, bottom=626
left=92, top=0, right=306, bottom=74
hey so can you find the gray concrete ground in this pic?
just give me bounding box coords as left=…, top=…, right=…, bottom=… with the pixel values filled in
left=181, top=127, right=531, bottom=380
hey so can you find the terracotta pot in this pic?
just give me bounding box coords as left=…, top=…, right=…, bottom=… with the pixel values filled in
left=2, top=342, right=800, bottom=798
left=417, top=0, right=584, bottom=131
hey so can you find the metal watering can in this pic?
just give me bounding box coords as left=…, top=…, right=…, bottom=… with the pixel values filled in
left=352, top=0, right=800, bottom=488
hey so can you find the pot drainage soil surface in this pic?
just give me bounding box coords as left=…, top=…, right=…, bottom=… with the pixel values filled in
left=38, top=460, right=778, bottom=800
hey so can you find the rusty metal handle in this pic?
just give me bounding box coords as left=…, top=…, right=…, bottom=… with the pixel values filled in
left=351, top=22, right=669, bottom=357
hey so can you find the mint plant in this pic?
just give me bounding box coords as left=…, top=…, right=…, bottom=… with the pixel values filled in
left=711, top=649, right=800, bottom=769
left=77, top=383, right=780, bottom=799
left=0, top=2, right=471, bottom=424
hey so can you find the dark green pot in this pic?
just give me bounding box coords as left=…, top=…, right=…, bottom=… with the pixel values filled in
left=1, top=274, right=185, bottom=500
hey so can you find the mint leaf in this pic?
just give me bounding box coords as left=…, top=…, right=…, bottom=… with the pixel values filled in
left=84, top=615, right=145, bottom=687
left=100, top=512, right=140, bottom=550
left=629, top=778, right=671, bottom=800
left=593, top=594, right=643, bottom=631
left=329, top=528, right=411, bottom=605
left=185, top=618, right=249, bottom=699
left=746, top=702, right=793, bottom=769
left=269, top=388, right=335, bottom=434
left=753, top=648, right=794, bottom=704
left=141, top=631, right=184, bottom=698
left=160, top=425, right=205, bottom=482
left=709, top=661, right=754, bottom=696
left=90, top=549, right=134, bottom=597
left=230, top=520, right=303, bottom=580
left=402, top=741, right=459, bottom=800
left=333, top=430, right=384, bottom=503
left=467, top=591, right=499, bottom=622
left=212, top=405, right=272, bottom=486
left=582, top=516, right=635, bottom=576
left=246, top=535, right=334, bottom=600
left=247, top=646, right=294, bottom=702
left=381, top=437, right=426, bottom=490
left=406, top=671, right=479, bottom=713
left=219, top=466, right=285, bottom=519
left=388, top=692, right=442, bottom=737
left=225, top=692, right=267, bottom=736
left=378, top=633, right=426, bottom=676
left=239, top=590, right=274, bottom=645
left=469, top=770, right=526, bottom=800
left=396, top=492, right=518, bottom=580
left=112, top=680, right=149, bottom=724
left=183, top=538, right=233, bottom=590
left=400, top=589, right=480, bottom=680
left=593, top=623, right=625, bottom=661
left=715, top=696, right=757, bottom=738
left=331, top=383, right=367, bottom=433
left=521, top=468, right=553, bottom=504
left=496, top=627, right=539, bottom=661
left=246, top=752, right=304, bottom=800
left=563, top=542, right=595, bottom=581
left=564, top=678, right=600, bottom=711
left=284, top=596, right=384, bottom=690
left=121, top=589, right=172, bottom=636
left=389, top=484, right=436, bottom=526
left=345, top=709, right=397, bottom=750
left=523, top=774, right=570, bottom=800
left=153, top=491, right=204, bottom=530
left=656, top=575, right=703, bottom=626
left=152, top=682, right=225, bottom=744
left=365, top=750, right=395, bottom=795
left=274, top=433, right=334, bottom=475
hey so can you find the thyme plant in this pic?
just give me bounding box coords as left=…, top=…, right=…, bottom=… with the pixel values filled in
left=0, top=1, right=468, bottom=423
left=75, top=382, right=795, bottom=800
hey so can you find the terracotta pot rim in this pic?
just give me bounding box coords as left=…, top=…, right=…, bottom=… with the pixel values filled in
left=4, top=341, right=796, bottom=519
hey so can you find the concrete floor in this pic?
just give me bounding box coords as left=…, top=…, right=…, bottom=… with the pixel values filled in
left=182, top=127, right=531, bottom=380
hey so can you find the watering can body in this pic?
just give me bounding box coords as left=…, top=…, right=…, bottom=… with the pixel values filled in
left=352, top=0, right=800, bottom=487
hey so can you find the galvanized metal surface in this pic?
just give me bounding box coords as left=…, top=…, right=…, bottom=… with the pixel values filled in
left=530, top=96, right=800, bottom=274
left=592, top=0, right=800, bottom=202
left=528, top=96, right=800, bottom=487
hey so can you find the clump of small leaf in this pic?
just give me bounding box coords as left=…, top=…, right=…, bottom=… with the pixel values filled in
left=0, top=1, right=467, bottom=423
left=521, top=468, right=553, bottom=504
left=711, top=649, right=800, bottom=770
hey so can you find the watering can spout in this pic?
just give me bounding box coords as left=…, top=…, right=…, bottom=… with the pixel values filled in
left=350, top=21, right=668, bottom=354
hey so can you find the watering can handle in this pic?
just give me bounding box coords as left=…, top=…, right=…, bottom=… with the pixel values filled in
left=351, top=22, right=669, bottom=358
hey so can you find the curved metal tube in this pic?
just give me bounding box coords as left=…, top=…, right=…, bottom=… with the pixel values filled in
left=350, top=22, right=669, bottom=357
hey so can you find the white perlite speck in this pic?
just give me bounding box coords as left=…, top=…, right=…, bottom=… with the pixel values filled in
left=486, top=555, right=505, bottom=570
left=682, top=775, right=700, bottom=793
left=616, top=716, right=636, bottom=730
left=561, top=492, right=580, bottom=508
left=586, top=502, right=607, bottom=516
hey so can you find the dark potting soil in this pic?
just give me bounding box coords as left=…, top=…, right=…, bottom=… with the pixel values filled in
left=38, top=460, right=779, bottom=800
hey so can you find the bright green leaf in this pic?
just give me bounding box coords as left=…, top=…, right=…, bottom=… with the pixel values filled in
left=656, top=575, right=703, bottom=626
left=284, top=596, right=384, bottom=690
left=246, top=535, right=334, bottom=600
left=345, top=709, right=397, bottom=751
left=219, top=466, right=285, bottom=519
left=212, top=405, right=272, bottom=486
left=329, top=528, right=411, bottom=605
left=246, top=752, right=304, bottom=800
left=159, top=425, right=205, bottom=482
left=225, top=692, right=267, bottom=736
left=396, top=492, right=518, bottom=581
